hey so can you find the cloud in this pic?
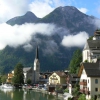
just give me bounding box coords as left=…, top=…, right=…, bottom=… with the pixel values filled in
left=61, top=32, right=89, bottom=48
left=23, top=43, right=33, bottom=52
left=29, top=1, right=54, bottom=18
left=43, top=40, right=58, bottom=55
left=91, top=18, right=100, bottom=29
left=0, top=0, right=29, bottom=23
left=78, top=8, right=88, bottom=14
left=29, top=0, right=67, bottom=18
left=0, top=23, right=58, bottom=50
left=0, top=0, right=70, bottom=23
left=0, top=0, right=66, bottom=23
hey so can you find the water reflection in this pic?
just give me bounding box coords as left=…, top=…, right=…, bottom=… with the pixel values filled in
left=0, top=88, right=61, bottom=100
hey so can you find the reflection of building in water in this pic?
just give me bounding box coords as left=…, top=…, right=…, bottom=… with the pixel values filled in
left=0, top=88, right=14, bottom=99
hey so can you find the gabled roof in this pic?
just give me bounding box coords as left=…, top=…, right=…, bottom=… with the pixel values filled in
left=52, top=71, right=67, bottom=78
left=94, top=30, right=100, bottom=36
left=87, top=40, right=100, bottom=48
left=79, top=62, right=100, bottom=77
left=83, top=41, right=89, bottom=50
left=23, top=67, right=32, bottom=72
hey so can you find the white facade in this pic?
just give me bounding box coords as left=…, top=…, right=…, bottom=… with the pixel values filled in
left=33, top=58, right=40, bottom=83
left=80, top=68, right=100, bottom=100
left=83, top=35, right=100, bottom=63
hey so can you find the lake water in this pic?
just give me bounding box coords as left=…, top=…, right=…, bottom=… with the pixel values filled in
left=0, top=88, right=63, bottom=100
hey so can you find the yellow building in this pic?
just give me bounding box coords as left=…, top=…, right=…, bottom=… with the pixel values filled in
left=49, top=71, right=67, bottom=85
left=6, top=71, right=14, bottom=83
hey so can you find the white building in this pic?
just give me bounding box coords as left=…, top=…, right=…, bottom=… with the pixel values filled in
left=83, top=30, right=100, bottom=63
left=78, top=30, right=100, bottom=100
left=23, top=47, right=40, bottom=84
left=78, top=60, right=100, bottom=100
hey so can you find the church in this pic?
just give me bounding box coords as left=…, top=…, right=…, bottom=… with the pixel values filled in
left=23, top=47, right=40, bottom=84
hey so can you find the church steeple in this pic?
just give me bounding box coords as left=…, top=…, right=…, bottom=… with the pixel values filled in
left=34, top=46, right=40, bottom=71
left=33, top=46, right=40, bottom=83
left=35, top=46, right=39, bottom=59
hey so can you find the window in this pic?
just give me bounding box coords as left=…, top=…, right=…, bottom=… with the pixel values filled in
left=95, top=88, right=98, bottom=92
left=95, top=79, right=98, bottom=84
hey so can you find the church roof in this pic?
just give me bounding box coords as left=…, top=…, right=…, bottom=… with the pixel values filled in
left=23, top=67, right=32, bottom=72
left=87, top=40, right=100, bottom=49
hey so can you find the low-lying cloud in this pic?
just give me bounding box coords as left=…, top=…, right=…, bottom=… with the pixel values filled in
left=61, top=31, right=89, bottom=48
left=92, top=18, right=100, bottom=29
left=0, top=23, right=58, bottom=50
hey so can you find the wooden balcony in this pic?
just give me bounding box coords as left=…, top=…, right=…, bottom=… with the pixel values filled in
left=80, top=81, right=87, bottom=86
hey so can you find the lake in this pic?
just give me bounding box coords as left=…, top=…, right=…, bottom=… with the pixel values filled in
left=0, top=88, right=63, bottom=100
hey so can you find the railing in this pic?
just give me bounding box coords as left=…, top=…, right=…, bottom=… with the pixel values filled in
left=80, top=81, right=87, bottom=86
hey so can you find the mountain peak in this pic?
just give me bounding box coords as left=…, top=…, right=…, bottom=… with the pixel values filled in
left=56, top=6, right=80, bottom=14
left=7, top=11, right=39, bottom=25
left=24, top=11, right=36, bottom=17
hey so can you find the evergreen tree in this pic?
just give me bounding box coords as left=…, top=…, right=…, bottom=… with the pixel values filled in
left=68, top=49, right=82, bottom=74
left=12, top=63, right=24, bottom=85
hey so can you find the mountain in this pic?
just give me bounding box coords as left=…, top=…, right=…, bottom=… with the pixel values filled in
left=0, top=6, right=99, bottom=73
left=38, top=6, right=96, bottom=35
left=6, top=11, right=40, bottom=25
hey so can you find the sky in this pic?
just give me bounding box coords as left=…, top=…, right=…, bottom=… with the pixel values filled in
left=0, top=0, right=100, bottom=23
left=0, top=0, right=99, bottom=50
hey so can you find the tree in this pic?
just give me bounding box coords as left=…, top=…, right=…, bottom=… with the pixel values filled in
left=12, top=63, right=24, bottom=85
left=78, top=94, right=86, bottom=100
left=27, top=79, right=32, bottom=84
left=68, top=49, right=82, bottom=74
left=1, top=75, right=7, bottom=83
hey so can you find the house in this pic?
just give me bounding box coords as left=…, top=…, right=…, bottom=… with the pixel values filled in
left=83, top=30, right=100, bottom=63
left=78, top=60, right=100, bottom=100
left=49, top=71, right=67, bottom=85
left=66, top=74, right=79, bottom=88
left=6, top=71, right=14, bottom=83
left=48, top=71, right=67, bottom=92
left=23, top=67, right=33, bottom=83
left=39, top=72, right=52, bottom=84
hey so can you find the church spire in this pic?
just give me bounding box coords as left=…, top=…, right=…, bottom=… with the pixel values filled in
left=35, top=46, right=39, bottom=59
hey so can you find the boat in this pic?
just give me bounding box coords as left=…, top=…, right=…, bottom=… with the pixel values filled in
left=63, top=93, right=73, bottom=100
left=1, top=84, right=15, bottom=89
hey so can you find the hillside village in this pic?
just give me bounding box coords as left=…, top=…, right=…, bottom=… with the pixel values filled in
left=0, top=30, right=100, bottom=100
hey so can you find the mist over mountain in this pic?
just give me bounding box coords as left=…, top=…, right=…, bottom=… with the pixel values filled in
left=0, top=6, right=99, bottom=73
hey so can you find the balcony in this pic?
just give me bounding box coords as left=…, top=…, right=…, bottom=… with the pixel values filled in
left=80, top=81, right=87, bottom=86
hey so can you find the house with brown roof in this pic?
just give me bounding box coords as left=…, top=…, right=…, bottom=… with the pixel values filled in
left=78, top=60, right=100, bottom=100
left=49, top=71, right=67, bottom=85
